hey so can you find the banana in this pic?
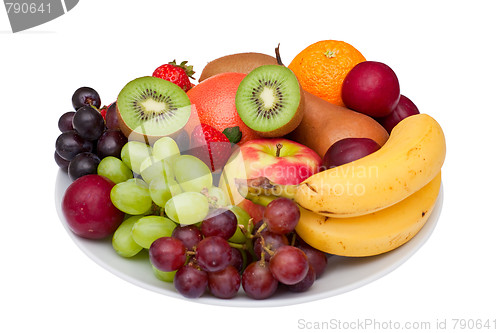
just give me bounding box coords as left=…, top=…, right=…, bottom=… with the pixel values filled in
left=238, top=113, right=446, bottom=218
left=294, top=172, right=442, bottom=256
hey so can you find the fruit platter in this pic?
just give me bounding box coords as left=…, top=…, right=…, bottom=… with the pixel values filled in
left=54, top=40, right=446, bottom=305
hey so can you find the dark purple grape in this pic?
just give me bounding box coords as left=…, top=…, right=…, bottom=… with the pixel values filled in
left=72, top=106, right=106, bottom=141
left=377, top=95, right=420, bottom=133
left=58, top=111, right=76, bottom=132
left=195, top=236, right=232, bottom=272
left=72, top=87, right=101, bottom=110
left=287, top=263, right=316, bottom=292
left=321, top=137, right=381, bottom=170
left=104, top=101, right=120, bottom=131
left=95, top=130, right=128, bottom=159
left=342, top=61, right=400, bottom=117
left=242, top=261, right=278, bottom=299
left=263, top=198, right=300, bottom=235
left=201, top=208, right=237, bottom=240
left=253, top=230, right=289, bottom=261
left=149, top=237, right=186, bottom=272
left=68, top=152, right=100, bottom=181
left=174, top=265, right=208, bottom=298
left=208, top=265, right=241, bottom=299
left=171, top=225, right=203, bottom=251
left=228, top=247, right=244, bottom=272
left=269, top=245, right=309, bottom=285
left=55, top=130, right=93, bottom=161
left=297, top=241, right=328, bottom=278
left=54, top=151, right=70, bottom=172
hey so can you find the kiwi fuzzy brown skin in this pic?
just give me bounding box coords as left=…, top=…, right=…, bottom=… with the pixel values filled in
left=199, top=52, right=278, bottom=82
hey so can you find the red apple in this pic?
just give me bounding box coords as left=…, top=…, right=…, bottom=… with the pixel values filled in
left=219, top=138, right=321, bottom=216
left=238, top=198, right=266, bottom=223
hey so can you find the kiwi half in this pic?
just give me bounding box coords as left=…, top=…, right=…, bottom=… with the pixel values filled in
left=235, top=65, right=304, bottom=137
left=116, top=76, right=191, bottom=144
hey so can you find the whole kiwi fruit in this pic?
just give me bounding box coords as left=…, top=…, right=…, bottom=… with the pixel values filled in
left=199, top=52, right=278, bottom=82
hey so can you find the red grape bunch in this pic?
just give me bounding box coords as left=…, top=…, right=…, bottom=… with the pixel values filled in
left=148, top=197, right=328, bottom=300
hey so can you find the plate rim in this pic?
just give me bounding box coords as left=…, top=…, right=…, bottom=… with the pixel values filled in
left=54, top=170, right=444, bottom=307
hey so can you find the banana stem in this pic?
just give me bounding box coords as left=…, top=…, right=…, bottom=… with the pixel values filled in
left=247, top=193, right=277, bottom=207
left=235, top=177, right=298, bottom=201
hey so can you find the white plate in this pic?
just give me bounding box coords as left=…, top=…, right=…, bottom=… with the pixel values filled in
left=54, top=170, right=443, bottom=307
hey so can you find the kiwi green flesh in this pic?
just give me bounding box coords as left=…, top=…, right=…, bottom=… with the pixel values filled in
left=235, top=65, right=301, bottom=133
left=117, top=76, right=191, bottom=137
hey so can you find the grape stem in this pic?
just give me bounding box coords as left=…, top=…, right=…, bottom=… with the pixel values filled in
left=255, top=221, right=267, bottom=235
left=261, top=243, right=275, bottom=257
left=200, top=187, right=223, bottom=209
left=290, top=232, right=297, bottom=247
left=227, top=242, right=247, bottom=250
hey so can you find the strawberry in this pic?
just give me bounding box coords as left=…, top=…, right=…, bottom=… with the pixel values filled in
left=191, top=124, right=235, bottom=172
left=152, top=60, right=195, bottom=92
left=99, top=105, right=108, bottom=119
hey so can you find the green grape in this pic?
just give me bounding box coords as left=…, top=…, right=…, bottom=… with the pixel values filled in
left=97, top=156, right=133, bottom=184
left=149, top=177, right=183, bottom=207
left=165, top=192, right=209, bottom=225
left=112, top=215, right=143, bottom=257
left=206, top=186, right=230, bottom=207
left=131, top=215, right=177, bottom=249
left=139, top=156, right=175, bottom=184
left=152, top=265, right=177, bottom=283
left=121, top=141, right=152, bottom=174
left=152, top=136, right=180, bottom=162
left=110, top=178, right=152, bottom=215
left=228, top=205, right=252, bottom=244
left=172, top=155, right=213, bottom=192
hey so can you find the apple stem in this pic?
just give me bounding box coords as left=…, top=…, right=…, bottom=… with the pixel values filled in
left=276, top=143, right=283, bottom=157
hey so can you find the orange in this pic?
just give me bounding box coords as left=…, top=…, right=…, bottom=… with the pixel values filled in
left=185, top=72, right=261, bottom=145
left=288, top=40, right=366, bottom=106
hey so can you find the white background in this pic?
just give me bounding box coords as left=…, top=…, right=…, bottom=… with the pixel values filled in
left=1, top=0, right=499, bottom=332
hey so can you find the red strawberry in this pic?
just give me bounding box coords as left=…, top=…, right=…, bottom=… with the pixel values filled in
left=191, top=124, right=234, bottom=172
left=99, top=105, right=108, bottom=119
left=152, top=60, right=195, bottom=92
